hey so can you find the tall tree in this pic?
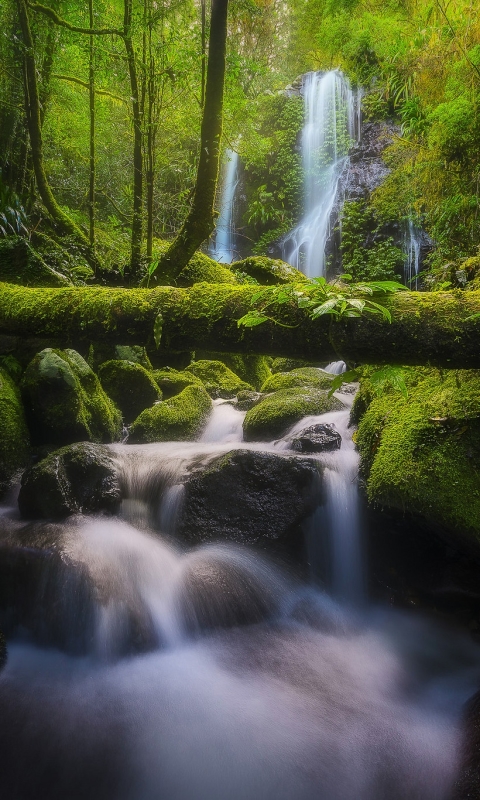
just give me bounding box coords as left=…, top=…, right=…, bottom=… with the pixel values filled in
left=151, top=0, right=229, bottom=284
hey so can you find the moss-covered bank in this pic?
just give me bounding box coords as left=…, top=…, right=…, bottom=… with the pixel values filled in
left=354, top=368, right=480, bottom=544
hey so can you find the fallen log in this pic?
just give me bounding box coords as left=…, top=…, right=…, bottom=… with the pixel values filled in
left=0, top=282, right=480, bottom=368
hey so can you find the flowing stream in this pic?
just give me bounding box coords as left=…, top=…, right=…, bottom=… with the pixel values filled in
left=0, top=372, right=479, bottom=798
left=282, top=71, right=359, bottom=278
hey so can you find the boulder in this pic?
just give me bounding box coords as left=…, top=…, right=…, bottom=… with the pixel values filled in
left=185, top=359, right=253, bottom=399
left=89, top=343, right=152, bottom=372
left=230, top=256, right=306, bottom=285
left=18, top=442, right=121, bottom=519
left=235, top=390, right=263, bottom=411
left=176, top=251, right=238, bottom=287
left=0, top=366, right=30, bottom=494
left=195, top=352, right=272, bottom=391
left=178, top=449, right=321, bottom=546
left=152, top=367, right=203, bottom=400
left=0, top=236, right=72, bottom=287
left=271, top=357, right=310, bottom=373
left=291, top=423, right=342, bottom=453
left=243, top=388, right=345, bottom=441
left=261, top=367, right=334, bottom=393
left=127, top=384, right=211, bottom=443
left=21, top=348, right=122, bottom=445
left=98, top=360, right=161, bottom=424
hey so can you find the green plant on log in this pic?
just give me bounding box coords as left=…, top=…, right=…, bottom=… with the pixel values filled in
left=237, top=276, right=406, bottom=329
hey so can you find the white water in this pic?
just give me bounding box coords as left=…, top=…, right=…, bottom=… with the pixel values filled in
left=0, top=392, right=478, bottom=797
left=282, top=71, right=358, bottom=278
left=324, top=359, right=347, bottom=375
left=209, top=149, right=239, bottom=263
left=200, top=399, right=245, bottom=443
left=404, top=219, right=422, bottom=289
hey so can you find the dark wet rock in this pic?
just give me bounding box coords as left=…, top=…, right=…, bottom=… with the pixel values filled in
left=18, top=442, right=121, bottom=519
left=453, top=690, right=480, bottom=800
left=0, top=366, right=30, bottom=495
left=235, top=390, right=263, bottom=411
left=178, top=449, right=321, bottom=548
left=342, top=122, right=398, bottom=200
left=21, top=348, right=122, bottom=446
left=291, top=423, right=342, bottom=453
left=98, top=360, right=161, bottom=424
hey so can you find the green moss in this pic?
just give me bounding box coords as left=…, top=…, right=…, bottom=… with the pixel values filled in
left=176, top=251, right=238, bottom=287
left=0, top=366, right=30, bottom=492
left=185, top=359, right=253, bottom=398
left=21, top=348, right=122, bottom=446
left=231, top=256, right=306, bottom=285
left=243, top=387, right=345, bottom=441
left=151, top=367, right=203, bottom=399
left=98, top=360, right=161, bottom=424
left=0, top=236, right=72, bottom=287
left=261, top=367, right=334, bottom=393
left=195, top=352, right=272, bottom=391
left=271, top=357, right=310, bottom=373
left=355, top=368, right=480, bottom=540
left=31, top=232, right=94, bottom=284
left=128, top=383, right=211, bottom=443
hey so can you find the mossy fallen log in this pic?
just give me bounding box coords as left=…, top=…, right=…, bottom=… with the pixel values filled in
left=1, top=282, right=480, bottom=367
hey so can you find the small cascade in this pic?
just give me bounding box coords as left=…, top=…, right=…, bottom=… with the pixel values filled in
left=200, top=399, right=245, bottom=444
left=209, top=149, right=239, bottom=263
left=324, top=360, right=347, bottom=375
left=403, top=219, right=422, bottom=289
left=282, top=71, right=358, bottom=278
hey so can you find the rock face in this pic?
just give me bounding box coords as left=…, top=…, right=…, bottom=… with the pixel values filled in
left=178, top=450, right=321, bottom=547
left=98, top=360, right=161, bottom=424
left=291, top=423, right=342, bottom=453
left=185, top=360, right=253, bottom=399
left=18, top=442, right=121, bottom=519
left=341, top=122, right=398, bottom=200
left=243, top=388, right=345, bottom=441
left=21, top=349, right=122, bottom=446
left=127, top=384, right=211, bottom=443
left=0, top=366, right=30, bottom=494
left=0, top=236, right=72, bottom=287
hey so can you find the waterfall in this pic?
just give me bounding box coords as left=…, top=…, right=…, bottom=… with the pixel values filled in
left=282, top=71, right=358, bottom=278
left=403, top=219, right=421, bottom=289
left=210, top=149, right=239, bottom=263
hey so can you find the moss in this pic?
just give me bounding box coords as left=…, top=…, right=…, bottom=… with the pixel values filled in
left=260, top=367, right=334, bottom=393
left=151, top=367, right=203, bottom=399
left=31, top=232, right=94, bottom=284
left=185, top=359, right=253, bottom=398
left=89, top=343, right=152, bottom=372
left=355, top=368, right=480, bottom=540
left=271, top=357, right=310, bottom=373
left=21, top=348, right=122, bottom=446
left=231, top=256, right=306, bottom=285
left=195, top=352, right=272, bottom=391
left=176, top=251, right=238, bottom=287
left=98, top=360, right=161, bottom=424
left=0, top=366, right=30, bottom=493
left=0, top=236, right=72, bottom=287
left=243, top=387, right=345, bottom=441
left=128, top=384, right=211, bottom=443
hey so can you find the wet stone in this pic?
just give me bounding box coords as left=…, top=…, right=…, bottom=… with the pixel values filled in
left=291, top=423, right=342, bottom=453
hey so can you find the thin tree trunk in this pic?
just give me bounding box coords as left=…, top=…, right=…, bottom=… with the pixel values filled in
left=123, top=0, right=143, bottom=281
left=15, top=0, right=90, bottom=246
left=88, top=0, right=95, bottom=255
left=152, top=0, right=228, bottom=284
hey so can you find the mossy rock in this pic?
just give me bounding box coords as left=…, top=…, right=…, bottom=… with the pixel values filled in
left=0, top=236, right=72, bottom=287
left=185, top=359, right=253, bottom=399
left=243, top=387, right=345, bottom=441
left=354, top=368, right=480, bottom=542
left=18, top=442, right=121, bottom=520
left=0, top=367, right=30, bottom=494
left=128, top=384, right=211, bottom=443
left=196, top=352, right=271, bottom=391
left=231, top=256, right=306, bottom=285
left=261, top=367, right=334, bottom=393
left=152, top=367, right=203, bottom=399
left=89, top=343, right=152, bottom=372
left=176, top=251, right=238, bottom=287
left=31, top=232, right=94, bottom=284
left=271, top=357, right=310, bottom=373
left=21, top=348, right=122, bottom=446
left=98, top=360, right=161, bottom=424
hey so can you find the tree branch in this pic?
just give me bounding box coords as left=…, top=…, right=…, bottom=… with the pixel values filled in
left=27, top=2, right=124, bottom=36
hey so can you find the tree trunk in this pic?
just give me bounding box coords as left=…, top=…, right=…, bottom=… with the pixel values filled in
left=15, top=0, right=90, bottom=247
left=151, top=0, right=228, bottom=285
left=1, top=284, right=480, bottom=368
left=88, top=0, right=96, bottom=256
left=123, top=0, right=143, bottom=282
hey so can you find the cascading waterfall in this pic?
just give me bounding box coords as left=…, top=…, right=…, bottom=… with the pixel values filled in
left=209, top=148, right=239, bottom=263
left=282, top=71, right=358, bottom=278
left=404, top=219, right=422, bottom=289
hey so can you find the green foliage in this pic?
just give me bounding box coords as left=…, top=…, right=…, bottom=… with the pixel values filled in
left=340, top=201, right=404, bottom=282
left=0, top=175, right=29, bottom=239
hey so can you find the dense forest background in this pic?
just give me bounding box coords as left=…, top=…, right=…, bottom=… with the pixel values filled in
left=1, top=0, right=480, bottom=284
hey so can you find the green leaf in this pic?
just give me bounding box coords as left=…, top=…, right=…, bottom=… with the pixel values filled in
left=237, top=310, right=269, bottom=327
left=153, top=312, right=163, bottom=349
left=327, top=369, right=360, bottom=396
